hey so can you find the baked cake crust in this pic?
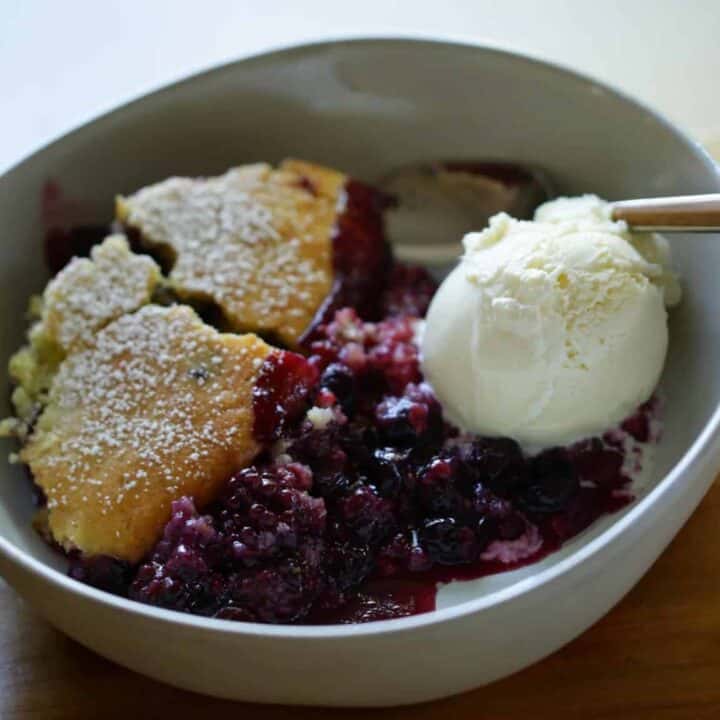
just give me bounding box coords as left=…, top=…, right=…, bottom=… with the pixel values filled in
left=116, top=160, right=346, bottom=347
left=5, top=235, right=161, bottom=432
left=21, top=304, right=272, bottom=562
left=41, top=234, right=161, bottom=352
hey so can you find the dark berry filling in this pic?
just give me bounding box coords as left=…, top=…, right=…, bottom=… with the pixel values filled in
left=129, top=470, right=327, bottom=623
left=299, top=180, right=394, bottom=346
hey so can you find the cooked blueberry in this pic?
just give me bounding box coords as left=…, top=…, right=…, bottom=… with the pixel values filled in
left=473, top=484, right=513, bottom=520
left=370, top=447, right=408, bottom=497
left=188, top=366, right=210, bottom=382
left=463, top=437, right=528, bottom=494
left=337, top=484, right=396, bottom=546
left=320, top=363, right=356, bottom=414
left=518, top=448, right=578, bottom=514
left=571, top=438, right=625, bottom=489
left=375, top=383, right=442, bottom=447
left=419, top=517, right=478, bottom=565
left=322, top=541, right=375, bottom=600
left=317, top=471, right=354, bottom=498
left=417, top=455, right=469, bottom=517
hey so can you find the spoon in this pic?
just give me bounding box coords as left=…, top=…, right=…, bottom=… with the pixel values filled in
left=611, top=194, right=720, bottom=231
left=379, top=161, right=720, bottom=265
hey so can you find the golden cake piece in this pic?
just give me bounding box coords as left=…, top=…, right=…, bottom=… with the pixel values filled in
left=41, top=234, right=161, bottom=352
left=116, top=160, right=347, bottom=347
left=4, top=235, right=161, bottom=433
left=21, top=304, right=272, bottom=563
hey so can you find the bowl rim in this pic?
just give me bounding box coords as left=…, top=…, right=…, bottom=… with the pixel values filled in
left=1, top=35, right=719, bottom=640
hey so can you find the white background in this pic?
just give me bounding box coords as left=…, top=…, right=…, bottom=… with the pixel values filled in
left=2, top=0, right=719, bottom=172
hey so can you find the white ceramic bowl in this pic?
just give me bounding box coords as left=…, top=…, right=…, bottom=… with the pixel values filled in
left=1, top=38, right=719, bottom=707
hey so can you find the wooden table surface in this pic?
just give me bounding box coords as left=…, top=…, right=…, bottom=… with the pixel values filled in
left=2, top=482, right=720, bottom=720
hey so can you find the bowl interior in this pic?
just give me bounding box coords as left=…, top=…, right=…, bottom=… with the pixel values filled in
left=0, top=39, right=718, bottom=612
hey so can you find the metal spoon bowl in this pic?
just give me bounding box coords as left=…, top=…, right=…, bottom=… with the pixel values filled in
left=380, top=161, right=720, bottom=265
left=380, top=161, right=553, bottom=265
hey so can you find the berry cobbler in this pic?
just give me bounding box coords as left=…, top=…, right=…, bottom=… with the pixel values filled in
left=2, top=159, right=676, bottom=624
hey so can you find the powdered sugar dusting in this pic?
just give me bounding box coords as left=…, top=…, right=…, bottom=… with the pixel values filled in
left=21, top=304, right=270, bottom=562
left=42, top=235, right=160, bottom=351
left=117, top=162, right=344, bottom=346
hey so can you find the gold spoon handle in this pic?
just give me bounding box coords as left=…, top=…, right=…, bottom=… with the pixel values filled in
left=611, top=193, right=720, bottom=232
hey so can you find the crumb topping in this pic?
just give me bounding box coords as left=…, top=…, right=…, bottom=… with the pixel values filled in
left=116, top=161, right=345, bottom=346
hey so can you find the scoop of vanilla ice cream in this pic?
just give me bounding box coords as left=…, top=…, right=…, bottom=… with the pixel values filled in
left=421, top=195, right=680, bottom=447
left=535, top=195, right=681, bottom=306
